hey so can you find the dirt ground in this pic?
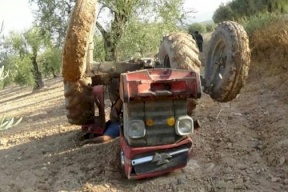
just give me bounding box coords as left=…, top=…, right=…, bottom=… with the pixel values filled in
left=1, top=44, right=288, bottom=191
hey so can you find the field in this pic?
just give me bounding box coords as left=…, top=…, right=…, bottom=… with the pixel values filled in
left=0, top=30, right=288, bottom=191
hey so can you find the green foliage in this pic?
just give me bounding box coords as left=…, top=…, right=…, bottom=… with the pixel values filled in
left=0, top=66, right=23, bottom=130
left=153, top=0, right=194, bottom=26
left=1, top=1, right=193, bottom=85
left=243, top=13, right=288, bottom=52
left=93, top=35, right=106, bottom=62
left=0, top=66, right=7, bottom=88
left=0, top=116, right=23, bottom=131
left=2, top=55, right=35, bottom=87
left=0, top=27, right=48, bottom=88
left=117, top=18, right=181, bottom=60
left=213, top=4, right=235, bottom=23
left=24, top=27, right=46, bottom=55
left=213, top=0, right=288, bottom=23
left=0, top=32, right=34, bottom=87
left=12, top=56, right=35, bottom=86
left=188, top=23, right=206, bottom=34
left=4, top=32, right=27, bottom=57
left=29, top=0, right=74, bottom=47
left=38, top=47, right=62, bottom=77
left=0, top=22, right=23, bottom=131
left=243, top=13, right=276, bottom=34
left=0, top=66, right=8, bottom=80
left=115, top=0, right=192, bottom=60
left=205, top=23, right=216, bottom=32
left=31, top=0, right=192, bottom=61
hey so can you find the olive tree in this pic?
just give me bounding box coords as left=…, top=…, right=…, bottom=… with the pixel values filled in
left=0, top=24, right=23, bottom=131
left=1, top=27, right=48, bottom=89
left=30, top=0, right=194, bottom=61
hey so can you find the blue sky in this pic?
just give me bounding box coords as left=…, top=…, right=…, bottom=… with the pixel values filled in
left=0, top=0, right=230, bottom=34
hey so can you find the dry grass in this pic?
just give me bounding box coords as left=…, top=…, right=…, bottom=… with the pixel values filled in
left=248, top=16, right=288, bottom=75
left=246, top=15, right=288, bottom=103
left=250, top=18, right=288, bottom=51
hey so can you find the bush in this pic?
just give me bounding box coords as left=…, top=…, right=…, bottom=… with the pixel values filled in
left=1, top=55, right=35, bottom=88
left=205, top=23, right=216, bottom=32
left=39, top=47, right=62, bottom=78
left=0, top=66, right=23, bottom=131
left=188, top=23, right=206, bottom=34
left=244, top=13, right=288, bottom=51
left=213, top=4, right=235, bottom=23
left=243, top=13, right=275, bottom=34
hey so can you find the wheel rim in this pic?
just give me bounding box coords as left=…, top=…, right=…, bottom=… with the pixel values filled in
left=211, top=40, right=227, bottom=88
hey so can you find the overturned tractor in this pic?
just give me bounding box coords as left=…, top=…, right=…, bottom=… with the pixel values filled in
left=62, top=0, right=250, bottom=179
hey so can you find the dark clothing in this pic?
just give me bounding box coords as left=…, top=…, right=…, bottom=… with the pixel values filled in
left=195, top=33, right=203, bottom=52
left=191, top=33, right=196, bottom=41
left=195, top=33, right=203, bottom=43
left=104, top=120, right=120, bottom=138
left=196, top=42, right=203, bottom=52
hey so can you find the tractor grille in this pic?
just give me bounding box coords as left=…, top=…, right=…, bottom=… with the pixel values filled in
left=124, top=100, right=187, bottom=147
left=145, top=100, right=178, bottom=145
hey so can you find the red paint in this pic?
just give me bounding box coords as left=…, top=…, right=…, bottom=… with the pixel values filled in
left=120, top=133, right=193, bottom=179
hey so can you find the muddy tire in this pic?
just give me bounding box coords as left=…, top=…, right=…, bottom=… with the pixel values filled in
left=64, top=79, right=95, bottom=125
left=204, top=21, right=251, bottom=102
left=158, top=32, right=201, bottom=73
left=62, top=0, right=97, bottom=125
left=158, top=32, right=201, bottom=116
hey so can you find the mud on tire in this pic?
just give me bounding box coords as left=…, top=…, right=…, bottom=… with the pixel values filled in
left=64, top=79, right=95, bottom=125
left=204, top=21, right=251, bottom=102
left=158, top=32, right=201, bottom=115
left=158, top=32, right=201, bottom=73
left=62, top=0, right=97, bottom=125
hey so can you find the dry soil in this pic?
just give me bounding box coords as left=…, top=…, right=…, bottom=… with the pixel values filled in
left=0, top=41, right=288, bottom=192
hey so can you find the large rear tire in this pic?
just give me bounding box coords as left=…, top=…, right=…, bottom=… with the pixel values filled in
left=204, top=21, right=251, bottom=102
left=62, top=0, right=97, bottom=125
left=158, top=32, right=201, bottom=115
left=158, top=32, right=201, bottom=73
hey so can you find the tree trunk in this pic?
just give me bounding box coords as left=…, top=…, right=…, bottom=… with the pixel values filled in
left=96, top=22, right=116, bottom=61
left=104, top=40, right=117, bottom=61
left=32, top=53, right=44, bottom=90
left=96, top=2, right=132, bottom=61
left=51, top=67, right=57, bottom=78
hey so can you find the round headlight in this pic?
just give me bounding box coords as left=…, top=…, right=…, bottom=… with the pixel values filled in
left=175, top=116, right=194, bottom=136
left=128, top=120, right=146, bottom=138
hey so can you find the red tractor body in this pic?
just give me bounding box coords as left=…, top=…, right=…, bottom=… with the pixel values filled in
left=119, top=68, right=201, bottom=179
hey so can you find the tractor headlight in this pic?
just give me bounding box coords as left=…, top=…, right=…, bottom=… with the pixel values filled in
left=128, top=120, right=146, bottom=138
left=175, top=116, right=194, bottom=136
